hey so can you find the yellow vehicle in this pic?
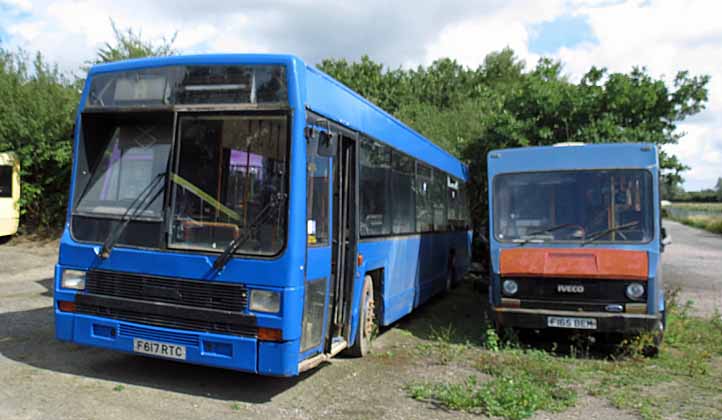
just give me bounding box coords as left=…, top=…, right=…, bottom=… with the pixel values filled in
left=0, top=152, right=20, bottom=238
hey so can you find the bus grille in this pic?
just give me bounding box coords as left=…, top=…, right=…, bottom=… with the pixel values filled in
left=85, top=270, right=248, bottom=312
left=76, top=303, right=258, bottom=337
left=507, top=277, right=642, bottom=303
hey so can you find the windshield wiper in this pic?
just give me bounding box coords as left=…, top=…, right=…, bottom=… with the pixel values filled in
left=511, top=224, right=575, bottom=245
left=582, top=221, right=640, bottom=245
left=212, top=192, right=287, bottom=271
left=99, top=172, right=166, bottom=259
left=525, top=223, right=578, bottom=237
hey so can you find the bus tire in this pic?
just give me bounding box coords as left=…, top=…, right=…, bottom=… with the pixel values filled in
left=347, top=275, right=375, bottom=357
left=643, top=310, right=665, bottom=357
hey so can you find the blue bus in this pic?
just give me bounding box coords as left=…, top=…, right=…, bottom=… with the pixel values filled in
left=55, top=54, right=471, bottom=376
left=487, top=143, right=667, bottom=351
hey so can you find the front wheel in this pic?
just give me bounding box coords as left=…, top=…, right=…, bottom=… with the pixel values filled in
left=643, top=310, right=666, bottom=357
left=347, top=275, right=376, bottom=357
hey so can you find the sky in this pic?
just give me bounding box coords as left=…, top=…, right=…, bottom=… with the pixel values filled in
left=0, top=0, right=720, bottom=190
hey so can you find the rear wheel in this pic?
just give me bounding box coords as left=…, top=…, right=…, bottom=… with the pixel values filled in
left=347, top=275, right=375, bottom=357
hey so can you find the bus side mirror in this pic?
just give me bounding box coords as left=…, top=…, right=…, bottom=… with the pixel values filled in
left=305, top=126, right=337, bottom=158
left=316, top=131, right=337, bottom=158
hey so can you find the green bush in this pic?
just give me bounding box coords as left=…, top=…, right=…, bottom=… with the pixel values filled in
left=0, top=49, right=79, bottom=230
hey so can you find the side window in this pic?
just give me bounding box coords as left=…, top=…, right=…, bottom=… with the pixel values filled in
left=306, top=137, right=330, bottom=245
left=432, top=168, right=447, bottom=231
left=0, top=165, right=12, bottom=198
left=360, top=140, right=391, bottom=236
left=391, top=151, right=415, bottom=234
left=447, top=176, right=463, bottom=230
left=460, top=183, right=471, bottom=229
left=415, top=163, right=433, bottom=232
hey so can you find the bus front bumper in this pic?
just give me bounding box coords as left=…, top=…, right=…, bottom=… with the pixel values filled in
left=493, top=307, right=662, bottom=334
left=55, top=310, right=299, bottom=376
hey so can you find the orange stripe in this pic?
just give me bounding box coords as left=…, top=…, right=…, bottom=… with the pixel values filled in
left=500, top=248, right=648, bottom=281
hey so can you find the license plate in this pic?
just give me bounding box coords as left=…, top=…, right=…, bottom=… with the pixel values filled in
left=133, top=338, right=186, bottom=360
left=547, top=316, right=597, bottom=330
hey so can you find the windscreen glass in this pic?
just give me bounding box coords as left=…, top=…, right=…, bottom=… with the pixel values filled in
left=493, top=170, right=653, bottom=243
left=74, top=113, right=172, bottom=218
left=0, top=165, right=12, bottom=198
left=169, top=114, right=288, bottom=255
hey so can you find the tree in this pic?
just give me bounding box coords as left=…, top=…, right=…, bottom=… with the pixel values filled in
left=319, top=50, right=710, bottom=231
left=716, top=177, right=722, bottom=202
left=88, top=19, right=177, bottom=65
left=0, top=47, right=79, bottom=229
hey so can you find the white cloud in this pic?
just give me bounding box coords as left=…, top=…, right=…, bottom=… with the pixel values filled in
left=552, top=0, right=722, bottom=190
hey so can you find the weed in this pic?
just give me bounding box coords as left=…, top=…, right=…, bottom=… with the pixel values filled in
left=112, top=384, right=125, bottom=392
left=408, top=372, right=576, bottom=420
left=230, top=402, right=241, bottom=411
left=407, top=300, right=722, bottom=420
left=428, top=324, right=456, bottom=343
left=482, top=326, right=500, bottom=351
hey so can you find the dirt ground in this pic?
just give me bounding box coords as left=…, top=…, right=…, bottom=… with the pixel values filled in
left=0, top=221, right=719, bottom=420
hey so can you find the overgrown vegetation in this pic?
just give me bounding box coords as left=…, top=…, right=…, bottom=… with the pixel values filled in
left=0, top=49, right=79, bottom=230
left=666, top=202, right=722, bottom=235
left=405, top=291, right=722, bottom=420
left=319, top=52, right=710, bottom=231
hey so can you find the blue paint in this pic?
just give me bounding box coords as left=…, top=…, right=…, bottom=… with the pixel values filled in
left=487, top=143, right=664, bottom=319
left=56, top=54, right=470, bottom=376
left=529, top=15, right=598, bottom=54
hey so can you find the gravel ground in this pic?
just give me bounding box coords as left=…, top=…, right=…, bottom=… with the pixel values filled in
left=0, top=221, right=719, bottom=420
left=661, top=220, right=722, bottom=317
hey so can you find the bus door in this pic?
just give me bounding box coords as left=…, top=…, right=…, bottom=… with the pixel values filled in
left=302, top=125, right=357, bottom=358
left=328, top=133, right=358, bottom=351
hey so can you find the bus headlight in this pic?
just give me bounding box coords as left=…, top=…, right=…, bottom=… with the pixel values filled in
left=626, top=283, right=645, bottom=301
left=502, top=279, right=518, bottom=296
left=61, top=269, right=86, bottom=290
left=249, top=290, right=281, bottom=313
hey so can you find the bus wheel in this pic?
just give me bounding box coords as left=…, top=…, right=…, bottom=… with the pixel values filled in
left=643, top=311, right=665, bottom=357
left=348, top=275, right=376, bottom=357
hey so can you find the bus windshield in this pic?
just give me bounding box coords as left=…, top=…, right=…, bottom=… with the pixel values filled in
left=74, top=112, right=172, bottom=218
left=168, top=114, right=288, bottom=255
left=72, top=112, right=288, bottom=256
left=493, top=169, right=653, bottom=243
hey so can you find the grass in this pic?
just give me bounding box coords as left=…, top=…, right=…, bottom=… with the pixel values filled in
left=405, top=294, right=722, bottom=420
left=666, top=202, right=722, bottom=234
left=670, top=214, right=722, bottom=234
left=667, top=202, right=722, bottom=211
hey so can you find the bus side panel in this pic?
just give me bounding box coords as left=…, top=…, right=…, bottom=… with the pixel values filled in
left=358, top=237, right=419, bottom=326
left=357, top=231, right=470, bottom=327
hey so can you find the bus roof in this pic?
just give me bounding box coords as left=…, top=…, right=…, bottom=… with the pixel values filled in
left=0, top=152, right=18, bottom=165
left=488, top=143, right=659, bottom=175
left=86, top=54, right=468, bottom=180
left=304, top=66, right=467, bottom=180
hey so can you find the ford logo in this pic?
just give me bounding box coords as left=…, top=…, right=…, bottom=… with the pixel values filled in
left=557, top=284, right=584, bottom=293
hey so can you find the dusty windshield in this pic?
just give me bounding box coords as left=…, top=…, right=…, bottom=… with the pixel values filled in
left=493, top=170, right=653, bottom=243
left=74, top=113, right=172, bottom=218
left=169, top=114, right=288, bottom=255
